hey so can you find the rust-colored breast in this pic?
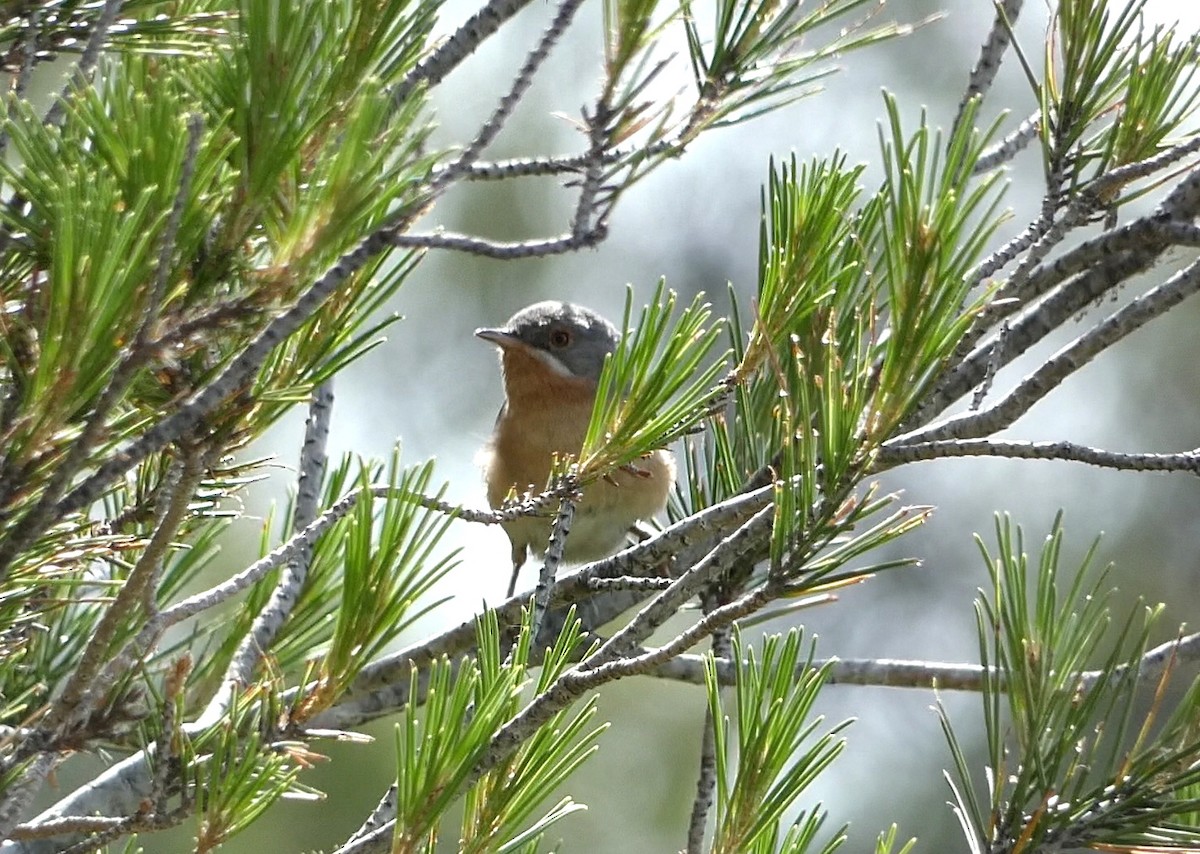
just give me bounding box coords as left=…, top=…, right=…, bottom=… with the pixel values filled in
left=481, top=345, right=675, bottom=563
left=483, top=347, right=597, bottom=504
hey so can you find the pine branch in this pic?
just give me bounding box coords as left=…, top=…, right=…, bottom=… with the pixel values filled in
left=1016, top=216, right=1200, bottom=305
left=40, top=448, right=203, bottom=741
left=0, top=115, right=204, bottom=583
left=313, top=483, right=776, bottom=729
left=338, top=574, right=776, bottom=852
left=0, top=755, right=56, bottom=842
left=42, top=228, right=400, bottom=530
left=0, top=6, right=42, bottom=162
left=444, top=141, right=675, bottom=181
left=940, top=139, right=1200, bottom=415
left=4, top=482, right=774, bottom=834
left=6, top=0, right=589, bottom=578
left=342, top=784, right=398, bottom=850
left=585, top=576, right=672, bottom=591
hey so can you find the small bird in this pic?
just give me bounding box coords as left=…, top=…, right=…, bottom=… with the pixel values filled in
left=476, top=301, right=675, bottom=597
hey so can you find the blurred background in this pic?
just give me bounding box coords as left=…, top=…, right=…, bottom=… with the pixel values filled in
left=119, top=0, right=1200, bottom=850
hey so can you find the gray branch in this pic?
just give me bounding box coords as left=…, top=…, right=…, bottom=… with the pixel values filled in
left=916, top=246, right=1159, bottom=426
left=951, top=0, right=1024, bottom=140
left=392, top=0, right=536, bottom=106
left=897, top=255, right=1200, bottom=443
left=650, top=630, right=1200, bottom=694
left=342, top=784, right=398, bottom=851
left=533, top=494, right=577, bottom=639
left=196, top=381, right=335, bottom=729
left=388, top=226, right=606, bottom=258
left=973, top=112, right=1040, bottom=174
left=685, top=625, right=730, bottom=854
left=877, top=440, right=1200, bottom=474
left=429, top=0, right=587, bottom=193
left=41, top=0, right=124, bottom=130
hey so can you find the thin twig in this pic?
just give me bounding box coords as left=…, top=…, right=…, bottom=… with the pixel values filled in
left=0, top=753, right=57, bottom=841
left=1013, top=216, right=1200, bottom=307
left=7, top=814, right=129, bottom=840
left=51, top=806, right=188, bottom=854
left=648, top=631, right=1200, bottom=693
left=197, top=381, right=334, bottom=729
left=231, top=386, right=333, bottom=671
left=965, top=199, right=1056, bottom=294
left=388, top=226, right=606, bottom=258
left=532, top=494, right=577, bottom=640
left=149, top=296, right=264, bottom=351
left=580, top=506, right=774, bottom=670
left=152, top=656, right=190, bottom=816
left=443, top=142, right=675, bottom=181
left=898, top=256, right=1200, bottom=443
left=973, top=111, right=1040, bottom=174
left=42, top=450, right=201, bottom=740
left=391, top=0, right=537, bottom=107
left=586, top=576, right=672, bottom=591
left=41, top=0, right=124, bottom=131
left=1118, top=136, right=1200, bottom=205
left=341, top=785, right=399, bottom=851
left=969, top=319, right=1007, bottom=411
left=877, top=439, right=1200, bottom=474
left=685, top=626, right=730, bottom=853
left=915, top=247, right=1158, bottom=427
left=580, top=586, right=774, bottom=683
left=140, top=115, right=204, bottom=349
left=568, top=100, right=611, bottom=241
left=429, top=0, right=588, bottom=193
left=951, top=0, right=1024, bottom=140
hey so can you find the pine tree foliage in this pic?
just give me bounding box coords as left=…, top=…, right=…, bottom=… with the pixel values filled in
left=0, top=0, right=1197, bottom=851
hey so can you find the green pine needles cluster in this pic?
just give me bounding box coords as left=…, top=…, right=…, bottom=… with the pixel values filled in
left=0, top=0, right=1199, bottom=851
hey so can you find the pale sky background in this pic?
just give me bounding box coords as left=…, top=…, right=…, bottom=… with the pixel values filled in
left=197, top=1, right=1200, bottom=851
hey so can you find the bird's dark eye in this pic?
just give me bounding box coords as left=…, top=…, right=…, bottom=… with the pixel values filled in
left=549, top=328, right=571, bottom=348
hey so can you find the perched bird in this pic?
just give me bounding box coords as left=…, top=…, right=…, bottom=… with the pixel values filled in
left=476, top=301, right=675, bottom=597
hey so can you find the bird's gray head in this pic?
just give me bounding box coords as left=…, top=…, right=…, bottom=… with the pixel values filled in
left=476, top=301, right=619, bottom=381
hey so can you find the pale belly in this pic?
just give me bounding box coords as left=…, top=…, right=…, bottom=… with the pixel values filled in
left=490, top=449, right=675, bottom=563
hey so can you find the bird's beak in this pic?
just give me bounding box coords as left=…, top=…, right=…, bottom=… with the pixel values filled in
left=475, top=327, right=521, bottom=348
